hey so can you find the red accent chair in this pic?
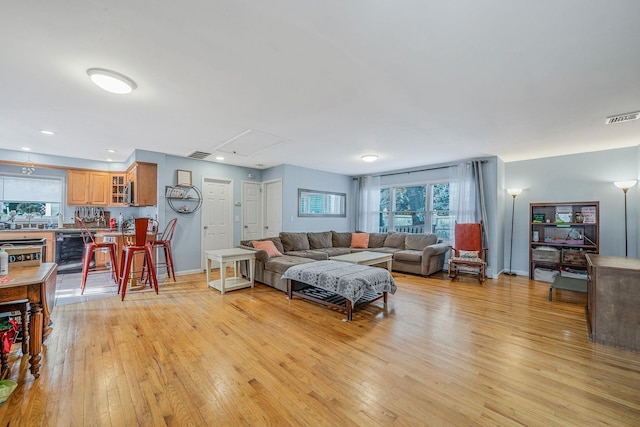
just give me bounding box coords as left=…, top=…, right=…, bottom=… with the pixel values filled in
left=448, top=222, right=487, bottom=283
left=78, top=217, right=119, bottom=295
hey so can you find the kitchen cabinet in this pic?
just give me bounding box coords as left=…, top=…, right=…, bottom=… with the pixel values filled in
left=67, top=170, right=110, bottom=206
left=585, top=254, right=640, bottom=352
left=0, top=231, right=55, bottom=263
left=110, top=173, right=128, bottom=206
left=126, top=162, right=157, bottom=206
left=529, top=201, right=599, bottom=279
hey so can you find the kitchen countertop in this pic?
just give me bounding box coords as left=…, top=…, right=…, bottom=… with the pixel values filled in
left=0, top=227, right=115, bottom=233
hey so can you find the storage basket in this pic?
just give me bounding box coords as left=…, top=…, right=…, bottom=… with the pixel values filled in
left=561, top=248, right=594, bottom=267
left=532, top=247, right=560, bottom=263
left=534, top=267, right=559, bottom=283
left=2, top=245, right=43, bottom=267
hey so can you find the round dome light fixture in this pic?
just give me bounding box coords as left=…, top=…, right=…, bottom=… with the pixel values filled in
left=87, top=68, right=137, bottom=94
left=361, top=154, right=378, bottom=162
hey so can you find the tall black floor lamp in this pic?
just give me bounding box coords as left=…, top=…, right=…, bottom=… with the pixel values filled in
left=614, top=180, right=637, bottom=257
left=505, top=188, right=522, bottom=276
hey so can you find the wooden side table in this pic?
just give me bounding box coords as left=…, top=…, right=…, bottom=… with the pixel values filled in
left=205, top=248, right=256, bottom=294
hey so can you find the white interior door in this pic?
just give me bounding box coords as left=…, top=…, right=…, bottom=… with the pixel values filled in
left=201, top=177, right=233, bottom=270
left=263, top=179, right=282, bottom=238
left=242, top=181, right=262, bottom=241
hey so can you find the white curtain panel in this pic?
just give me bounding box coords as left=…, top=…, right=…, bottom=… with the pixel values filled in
left=356, top=175, right=381, bottom=232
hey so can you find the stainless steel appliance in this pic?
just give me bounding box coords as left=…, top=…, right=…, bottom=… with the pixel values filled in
left=55, top=231, right=94, bottom=274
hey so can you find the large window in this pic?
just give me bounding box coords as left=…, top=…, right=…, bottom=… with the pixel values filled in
left=378, top=182, right=450, bottom=240
left=0, top=175, right=63, bottom=223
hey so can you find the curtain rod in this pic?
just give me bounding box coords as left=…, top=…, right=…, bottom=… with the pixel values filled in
left=363, top=160, right=487, bottom=178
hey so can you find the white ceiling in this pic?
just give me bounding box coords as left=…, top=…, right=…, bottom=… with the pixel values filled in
left=1, top=1, right=639, bottom=176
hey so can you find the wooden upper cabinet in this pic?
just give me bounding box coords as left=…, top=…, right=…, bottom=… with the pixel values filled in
left=68, top=163, right=156, bottom=207
left=67, top=170, right=90, bottom=205
left=126, top=162, right=157, bottom=207
left=89, top=172, right=110, bottom=205
left=110, top=173, right=128, bottom=206
left=67, top=170, right=110, bottom=205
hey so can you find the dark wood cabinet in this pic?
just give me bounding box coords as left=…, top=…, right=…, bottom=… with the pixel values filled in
left=585, top=254, right=640, bottom=352
left=529, top=201, right=599, bottom=279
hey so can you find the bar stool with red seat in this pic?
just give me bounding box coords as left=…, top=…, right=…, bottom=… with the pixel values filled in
left=118, top=217, right=158, bottom=301
left=78, top=217, right=119, bottom=295
left=146, top=218, right=177, bottom=282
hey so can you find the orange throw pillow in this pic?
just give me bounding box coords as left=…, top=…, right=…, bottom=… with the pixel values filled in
left=351, top=233, right=369, bottom=248
left=251, top=240, right=283, bottom=257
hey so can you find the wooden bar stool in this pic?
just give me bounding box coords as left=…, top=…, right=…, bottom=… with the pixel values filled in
left=78, top=217, right=119, bottom=295
left=118, top=218, right=158, bottom=301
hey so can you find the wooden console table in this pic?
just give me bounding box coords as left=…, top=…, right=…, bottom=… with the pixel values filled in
left=0, top=263, right=57, bottom=378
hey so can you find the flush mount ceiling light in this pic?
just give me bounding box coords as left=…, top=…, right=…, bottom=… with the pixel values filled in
left=87, top=68, right=137, bottom=94
left=361, top=154, right=378, bottom=162
left=39, top=129, right=55, bottom=135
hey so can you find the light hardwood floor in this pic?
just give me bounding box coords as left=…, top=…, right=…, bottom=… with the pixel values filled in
left=1, top=270, right=639, bottom=426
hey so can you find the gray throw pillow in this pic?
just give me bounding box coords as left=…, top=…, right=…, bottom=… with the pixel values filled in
left=308, top=231, right=333, bottom=249
left=280, top=232, right=310, bottom=251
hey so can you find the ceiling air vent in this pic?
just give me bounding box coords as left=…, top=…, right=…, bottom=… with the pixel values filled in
left=187, top=151, right=211, bottom=160
left=605, top=111, right=640, bottom=125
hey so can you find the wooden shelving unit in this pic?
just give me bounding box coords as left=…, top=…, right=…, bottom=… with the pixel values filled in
left=529, top=201, right=599, bottom=279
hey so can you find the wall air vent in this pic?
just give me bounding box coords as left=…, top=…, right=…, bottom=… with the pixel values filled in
left=187, top=151, right=212, bottom=160
left=605, top=111, right=640, bottom=124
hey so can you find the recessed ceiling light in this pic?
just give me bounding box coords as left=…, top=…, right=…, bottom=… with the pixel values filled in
left=361, top=154, right=378, bottom=162
left=106, top=148, right=117, bottom=153
left=87, top=68, right=137, bottom=94
left=39, top=130, right=55, bottom=135
left=215, top=156, right=225, bottom=161
left=106, top=158, right=114, bottom=162
left=21, top=147, right=32, bottom=151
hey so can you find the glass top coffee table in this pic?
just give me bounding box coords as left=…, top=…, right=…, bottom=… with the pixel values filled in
left=329, top=251, right=392, bottom=272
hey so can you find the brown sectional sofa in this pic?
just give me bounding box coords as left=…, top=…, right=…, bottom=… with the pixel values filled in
left=238, top=231, right=448, bottom=292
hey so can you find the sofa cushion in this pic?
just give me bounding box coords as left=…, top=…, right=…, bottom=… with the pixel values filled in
left=241, top=237, right=285, bottom=254
left=405, top=233, right=438, bottom=250
left=308, top=231, right=332, bottom=249
left=280, top=232, right=310, bottom=251
left=394, top=249, right=423, bottom=263
left=251, top=240, right=283, bottom=257
left=384, top=232, right=406, bottom=249
left=285, top=249, right=329, bottom=260
left=368, top=232, right=388, bottom=248
left=265, top=256, right=316, bottom=275
left=314, top=247, right=351, bottom=257
left=332, top=231, right=352, bottom=248
left=351, top=232, right=369, bottom=248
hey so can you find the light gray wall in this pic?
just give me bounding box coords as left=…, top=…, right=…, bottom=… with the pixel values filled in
left=267, top=164, right=355, bottom=232
left=504, top=146, right=639, bottom=276
left=4, top=145, right=637, bottom=279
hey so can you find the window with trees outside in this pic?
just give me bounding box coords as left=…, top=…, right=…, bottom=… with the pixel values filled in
left=378, top=182, right=451, bottom=241
left=0, top=175, right=63, bottom=225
